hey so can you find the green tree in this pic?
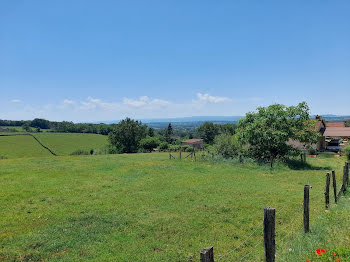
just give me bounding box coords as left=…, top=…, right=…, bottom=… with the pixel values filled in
left=238, top=102, right=319, bottom=167
left=148, top=127, right=155, bottom=137
left=30, top=118, right=51, bottom=129
left=140, top=136, right=160, bottom=152
left=213, top=134, right=240, bottom=159
left=108, top=118, right=147, bottom=153
left=22, top=122, right=31, bottom=132
left=198, top=122, right=219, bottom=144
left=165, top=123, right=173, bottom=143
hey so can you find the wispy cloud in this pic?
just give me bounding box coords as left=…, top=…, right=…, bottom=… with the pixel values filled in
left=195, top=93, right=232, bottom=104
left=11, top=99, right=22, bottom=103
left=1, top=93, right=265, bottom=122
left=123, top=96, right=170, bottom=107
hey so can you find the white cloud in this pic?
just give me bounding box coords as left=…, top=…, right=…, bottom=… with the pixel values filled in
left=123, top=96, right=170, bottom=107
left=11, top=99, right=21, bottom=103
left=196, top=93, right=232, bottom=104
left=63, top=99, right=75, bottom=105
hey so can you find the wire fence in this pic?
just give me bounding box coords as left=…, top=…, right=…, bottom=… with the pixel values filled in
left=199, top=161, right=349, bottom=262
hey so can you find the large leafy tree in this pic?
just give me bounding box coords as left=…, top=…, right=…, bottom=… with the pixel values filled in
left=198, top=122, right=219, bottom=144
left=238, top=102, right=319, bottom=167
left=108, top=118, right=147, bottom=153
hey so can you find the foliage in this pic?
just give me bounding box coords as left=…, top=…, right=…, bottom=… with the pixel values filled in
left=165, top=123, right=173, bottom=143
left=30, top=118, right=51, bottom=129
left=0, top=155, right=7, bottom=159
left=139, top=136, right=160, bottom=152
left=108, top=118, right=147, bottom=153
left=344, top=145, right=350, bottom=160
left=22, top=122, right=31, bottom=132
left=218, top=123, right=238, bottom=135
left=158, top=142, right=169, bottom=151
left=307, top=146, right=317, bottom=155
left=198, top=122, right=219, bottom=144
left=148, top=127, right=155, bottom=137
left=238, top=102, right=319, bottom=167
left=213, top=134, right=240, bottom=159
left=70, top=149, right=89, bottom=155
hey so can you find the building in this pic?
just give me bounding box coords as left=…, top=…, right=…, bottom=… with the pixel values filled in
left=181, top=139, right=204, bottom=150
left=326, top=122, right=345, bottom=128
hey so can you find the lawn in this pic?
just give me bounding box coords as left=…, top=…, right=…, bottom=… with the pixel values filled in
left=0, top=153, right=349, bottom=261
left=0, top=135, right=52, bottom=159
left=34, top=133, right=108, bottom=155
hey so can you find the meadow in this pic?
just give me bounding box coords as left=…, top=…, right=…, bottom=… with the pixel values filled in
left=0, top=135, right=52, bottom=158
left=34, top=133, right=108, bottom=155
left=0, top=133, right=108, bottom=158
left=0, top=152, right=349, bottom=261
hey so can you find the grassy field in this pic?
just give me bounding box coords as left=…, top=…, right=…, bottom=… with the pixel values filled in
left=34, top=133, right=108, bottom=155
left=0, top=153, right=349, bottom=261
left=0, top=135, right=52, bottom=159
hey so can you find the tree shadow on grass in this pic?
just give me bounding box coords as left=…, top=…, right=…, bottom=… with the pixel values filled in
left=285, top=159, right=331, bottom=170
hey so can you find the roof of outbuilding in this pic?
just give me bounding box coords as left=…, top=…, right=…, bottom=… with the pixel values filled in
left=326, top=122, right=345, bottom=128
left=182, top=139, right=203, bottom=143
left=324, top=127, right=350, bottom=137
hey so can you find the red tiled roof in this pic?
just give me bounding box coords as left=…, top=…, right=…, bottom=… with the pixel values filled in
left=326, top=122, right=345, bottom=127
left=324, top=127, right=350, bottom=137
left=182, top=139, right=203, bottom=143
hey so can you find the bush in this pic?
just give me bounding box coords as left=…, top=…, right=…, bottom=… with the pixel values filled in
left=0, top=155, right=7, bottom=160
left=70, top=149, right=89, bottom=155
left=307, top=146, right=317, bottom=155
left=158, top=142, right=169, bottom=151
left=140, top=136, right=160, bottom=152
left=344, top=145, right=350, bottom=160
left=169, top=145, right=181, bottom=151
left=185, top=146, right=194, bottom=152
left=213, top=134, right=240, bottom=159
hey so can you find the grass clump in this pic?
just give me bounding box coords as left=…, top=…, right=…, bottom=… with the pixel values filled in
left=70, top=149, right=89, bottom=155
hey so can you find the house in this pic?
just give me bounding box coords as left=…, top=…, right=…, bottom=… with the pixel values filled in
left=181, top=139, right=204, bottom=150
left=326, top=122, right=345, bottom=128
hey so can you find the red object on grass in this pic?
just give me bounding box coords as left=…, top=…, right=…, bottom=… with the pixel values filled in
left=315, top=249, right=326, bottom=255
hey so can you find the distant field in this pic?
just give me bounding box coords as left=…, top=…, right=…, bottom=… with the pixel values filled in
left=35, top=133, right=108, bottom=155
left=0, top=153, right=348, bottom=261
left=0, top=135, right=52, bottom=158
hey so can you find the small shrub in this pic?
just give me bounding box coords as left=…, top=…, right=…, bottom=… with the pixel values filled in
left=158, top=142, right=169, bottom=151
left=307, top=146, right=317, bottom=155
left=90, top=149, right=94, bottom=155
left=185, top=146, right=194, bottom=152
left=213, top=134, right=240, bottom=159
left=0, top=155, right=7, bottom=160
left=70, top=149, right=89, bottom=155
left=344, top=145, right=350, bottom=160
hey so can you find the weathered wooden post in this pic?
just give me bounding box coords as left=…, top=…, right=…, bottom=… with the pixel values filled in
left=346, top=162, right=349, bottom=187
left=343, top=166, right=347, bottom=193
left=304, top=185, right=311, bottom=233
left=325, top=172, right=331, bottom=209
left=200, top=246, right=214, bottom=262
left=264, top=207, right=275, bottom=262
left=332, top=170, right=337, bottom=204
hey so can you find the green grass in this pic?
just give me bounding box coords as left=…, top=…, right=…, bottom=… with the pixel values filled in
left=0, top=153, right=349, bottom=261
left=32, top=133, right=108, bottom=155
left=0, top=135, right=52, bottom=158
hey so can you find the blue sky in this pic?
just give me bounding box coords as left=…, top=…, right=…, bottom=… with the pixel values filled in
left=1, top=1, right=349, bottom=122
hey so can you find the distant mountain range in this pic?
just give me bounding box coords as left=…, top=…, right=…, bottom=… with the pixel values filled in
left=101, top=115, right=350, bottom=125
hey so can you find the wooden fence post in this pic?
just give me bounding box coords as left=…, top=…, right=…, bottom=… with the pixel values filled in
left=304, top=185, right=310, bottom=233
left=343, top=166, right=347, bottom=193
left=346, top=162, right=349, bottom=187
left=200, top=246, right=214, bottom=262
left=325, top=172, right=331, bottom=209
left=264, top=207, right=275, bottom=262
left=332, top=171, right=337, bottom=204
